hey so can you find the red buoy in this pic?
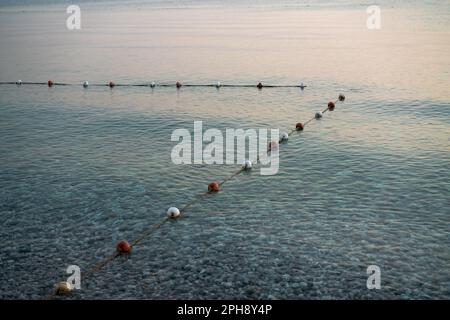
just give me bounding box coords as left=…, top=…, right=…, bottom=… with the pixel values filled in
left=296, top=122, right=304, bottom=131
left=257, top=82, right=263, bottom=89
left=208, top=182, right=220, bottom=192
left=176, top=81, right=182, bottom=88
left=328, top=101, right=335, bottom=111
left=109, top=81, right=115, bottom=88
left=48, top=80, right=54, bottom=87
left=116, top=240, right=132, bottom=254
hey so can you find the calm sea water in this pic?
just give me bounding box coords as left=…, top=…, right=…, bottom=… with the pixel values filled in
left=0, top=0, right=449, bottom=299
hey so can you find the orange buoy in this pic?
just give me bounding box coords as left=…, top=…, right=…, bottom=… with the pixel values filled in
left=109, top=81, right=115, bottom=88
left=176, top=81, right=182, bottom=88
left=257, top=82, right=263, bottom=89
left=116, top=240, right=131, bottom=254
left=296, top=122, right=304, bottom=131
left=208, top=182, right=220, bottom=192
left=47, top=80, right=54, bottom=87
left=328, top=101, right=336, bottom=111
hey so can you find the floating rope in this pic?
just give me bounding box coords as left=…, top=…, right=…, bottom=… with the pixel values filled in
left=43, top=93, right=345, bottom=299
left=0, top=80, right=307, bottom=89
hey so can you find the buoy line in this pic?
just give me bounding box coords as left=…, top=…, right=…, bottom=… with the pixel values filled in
left=0, top=80, right=307, bottom=89
left=44, top=93, right=345, bottom=299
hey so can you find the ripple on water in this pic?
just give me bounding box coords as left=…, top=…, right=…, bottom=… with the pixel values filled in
left=0, top=85, right=449, bottom=299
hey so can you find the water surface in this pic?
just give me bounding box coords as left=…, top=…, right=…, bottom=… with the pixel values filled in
left=0, top=0, right=449, bottom=299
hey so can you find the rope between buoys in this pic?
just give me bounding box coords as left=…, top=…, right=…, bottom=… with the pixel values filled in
left=0, top=81, right=308, bottom=89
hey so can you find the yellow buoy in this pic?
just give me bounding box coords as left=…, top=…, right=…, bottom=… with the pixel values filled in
left=55, top=281, right=73, bottom=295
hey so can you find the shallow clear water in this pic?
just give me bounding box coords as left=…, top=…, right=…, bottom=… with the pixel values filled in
left=0, top=0, right=449, bottom=299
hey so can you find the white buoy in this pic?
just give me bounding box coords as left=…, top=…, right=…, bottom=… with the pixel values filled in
left=315, top=111, right=323, bottom=119
left=242, top=160, right=252, bottom=170
left=16, top=80, right=22, bottom=85
left=215, top=81, right=221, bottom=88
left=167, top=207, right=180, bottom=219
left=150, top=81, right=156, bottom=88
left=83, top=81, right=89, bottom=88
left=280, top=132, right=289, bottom=142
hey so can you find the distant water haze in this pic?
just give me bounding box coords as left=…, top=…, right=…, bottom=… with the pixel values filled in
left=0, top=0, right=449, bottom=101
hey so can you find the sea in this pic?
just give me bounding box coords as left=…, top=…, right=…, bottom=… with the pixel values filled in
left=0, top=0, right=449, bottom=299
